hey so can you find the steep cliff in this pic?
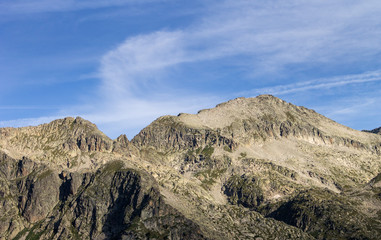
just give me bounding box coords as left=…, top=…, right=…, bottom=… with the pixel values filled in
left=0, top=154, right=206, bottom=240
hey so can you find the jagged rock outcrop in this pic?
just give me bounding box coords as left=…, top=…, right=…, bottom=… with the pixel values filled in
left=43, top=162, right=207, bottom=240
left=369, top=173, right=381, bottom=188
left=0, top=117, right=114, bottom=168
left=0, top=117, right=135, bottom=170
left=75, top=134, right=111, bottom=152
left=132, top=116, right=237, bottom=152
left=0, top=152, right=60, bottom=238
left=0, top=155, right=207, bottom=240
left=112, top=134, right=132, bottom=155
left=221, top=163, right=381, bottom=239
left=224, top=174, right=264, bottom=208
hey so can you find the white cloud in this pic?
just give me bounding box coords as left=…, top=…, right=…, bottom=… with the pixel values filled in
left=79, top=96, right=221, bottom=137
left=99, top=31, right=188, bottom=98
left=3, top=0, right=381, bottom=138
left=0, top=116, right=65, bottom=128
left=313, top=93, right=381, bottom=131
left=0, top=0, right=164, bottom=14
left=59, top=0, right=381, bottom=137
left=98, top=0, right=381, bottom=83
left=0, top=106, right=59, bottom=110
left=242, top=70, right=381, bottom=96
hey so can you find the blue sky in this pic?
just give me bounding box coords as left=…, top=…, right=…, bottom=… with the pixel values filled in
left=1, top=0, right=381, bottom=139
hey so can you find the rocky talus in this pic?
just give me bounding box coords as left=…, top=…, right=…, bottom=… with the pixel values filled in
left=1, top=95, right=381, bottom=239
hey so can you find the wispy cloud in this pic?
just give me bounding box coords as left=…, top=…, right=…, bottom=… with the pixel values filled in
left=99, top=0, right=381, bottom=85
left=242, top=70, right=381, bottom=96
left=0, top=116, right=65, bottom=128
left=85, top=0, right=381, bottom=138
left=99, top=31, right=188, bottom=98
left=0, top=0, right=164, bottom=15
left=0, top=106, right=60, bottom=110
left=2, top=0, right=381, bottom=137
left=313, top=92, right=381, bottom=131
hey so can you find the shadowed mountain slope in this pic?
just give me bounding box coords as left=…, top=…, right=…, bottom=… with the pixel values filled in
left=364, top=127, right=381, bottom=135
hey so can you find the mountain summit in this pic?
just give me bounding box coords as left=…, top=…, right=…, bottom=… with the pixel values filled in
left=134, top=95, right=379, bottom=151
left=1, top=95, right=381, bottom=239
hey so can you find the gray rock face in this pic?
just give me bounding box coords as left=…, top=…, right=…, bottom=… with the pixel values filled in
left=266, top=189, right=381, bottom=240
left=224, top=174, right=264, bottom=209
left=132, top=116, right=237, bottom=152
left=18, top=170, right=61, bottom=223
left=112, top=134, right=132, bottom=155
left=0, top=155, right=206, bottom=240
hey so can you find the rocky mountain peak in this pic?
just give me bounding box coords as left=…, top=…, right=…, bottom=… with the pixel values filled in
left=214, top=94, right=283, bottom=109
left=132, top=95, right=381, bottom=155
left=46, top=116, right=101, bottom=136
left=175, top=94, right=324, bottom=131
left=0, top=116, right=114, bottom=168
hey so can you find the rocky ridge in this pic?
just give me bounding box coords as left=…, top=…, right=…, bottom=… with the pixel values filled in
left=0, top=117, right=133, bottom=170
left=134, top=95, right=380, bottom=154
left=1, top=95, right=381, bottom=240
left=364, top=127, right=381, bottom=135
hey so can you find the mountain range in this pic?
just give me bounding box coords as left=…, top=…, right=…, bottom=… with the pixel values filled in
left=1, top=95, right=380, bottom=240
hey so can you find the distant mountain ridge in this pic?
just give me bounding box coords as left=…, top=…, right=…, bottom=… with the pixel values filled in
left=1, top=95, right=381, bottom=240
left=364, top=126, right=381, bottom=135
